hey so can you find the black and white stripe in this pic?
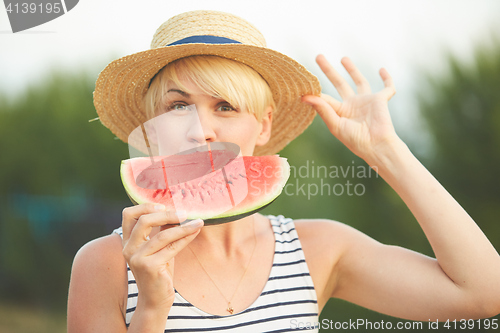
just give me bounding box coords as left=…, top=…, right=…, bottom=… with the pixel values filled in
left=113, top=215, right=319, bottom=332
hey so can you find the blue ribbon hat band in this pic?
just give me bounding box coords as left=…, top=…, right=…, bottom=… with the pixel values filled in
left=166, top=35, right=242, bottom=46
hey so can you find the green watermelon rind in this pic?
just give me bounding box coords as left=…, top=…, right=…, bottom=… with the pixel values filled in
left=120, top=156, right=290, bottom=225
left=204, top=200, right=276, bottom=225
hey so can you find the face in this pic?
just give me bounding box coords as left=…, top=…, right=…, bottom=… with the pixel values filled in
left=150, top=78, right=272, bottom=156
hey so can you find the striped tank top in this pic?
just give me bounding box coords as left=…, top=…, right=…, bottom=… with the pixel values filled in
left=113, top=215, right=319, bottom=332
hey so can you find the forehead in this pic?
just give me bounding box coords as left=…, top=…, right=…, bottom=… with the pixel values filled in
left=165, top=79, right=225, bottom=101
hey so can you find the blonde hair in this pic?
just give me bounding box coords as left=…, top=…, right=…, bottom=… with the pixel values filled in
left=144, top=55, right=275, bottom=121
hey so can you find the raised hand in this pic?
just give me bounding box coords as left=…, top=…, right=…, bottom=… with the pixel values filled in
left=302, top=55, right=398, bottom=163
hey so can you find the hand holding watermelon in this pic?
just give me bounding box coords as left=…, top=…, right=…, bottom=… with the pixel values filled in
left=120, top=204, right=203, bottom=318
left=302, top=55, right=399, bottom=165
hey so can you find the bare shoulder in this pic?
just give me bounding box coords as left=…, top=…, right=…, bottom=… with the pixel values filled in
left=76, top=232, right=123, bottom=256
left=70, top=233, right=127, bottom=296
left=72, top=233, right=126, bottom=280
left=294, top=218, right=380, bottom=270
left=294, top=218, right=371, bottom=252
left=68, top=233, right=128, bottom=331
left=293, top=218, right=377, bottom=310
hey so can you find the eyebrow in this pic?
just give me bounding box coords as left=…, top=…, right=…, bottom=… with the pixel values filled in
left=167, top=89, right=189, bottom=97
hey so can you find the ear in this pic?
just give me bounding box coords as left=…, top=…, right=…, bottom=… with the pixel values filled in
left=255, top=106, right=273, bottom=147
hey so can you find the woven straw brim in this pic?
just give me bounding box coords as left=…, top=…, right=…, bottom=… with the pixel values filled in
left=94, top=43, right=321, bottom=156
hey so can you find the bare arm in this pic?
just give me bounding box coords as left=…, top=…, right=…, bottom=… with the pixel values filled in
left=348, top=137, right=500, bottom=319
left=302, top=55, right=500, bottom=320
left=67, top=234, right=128, bottom=332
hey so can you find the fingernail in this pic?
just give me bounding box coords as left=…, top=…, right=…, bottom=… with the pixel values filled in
left=175, top=210, right=187, bottom=220
left=154, top=204, right=165, bottom=211
left=301, top=96, right=312, bottom=105
left=180, top=219, right=204, bottom=228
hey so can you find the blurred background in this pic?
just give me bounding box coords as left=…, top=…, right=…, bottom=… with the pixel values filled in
left=1, top=0, right=499, bottom=332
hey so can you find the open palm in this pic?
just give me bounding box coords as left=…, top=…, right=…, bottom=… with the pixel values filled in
left=303, top=55, right=398, bottom=162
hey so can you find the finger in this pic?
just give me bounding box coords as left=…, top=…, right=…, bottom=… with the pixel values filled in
left=148, top=228, right=201, bottom=277
left=321, top=93, right=343, bottom=111
left=316, top=54, right=355, bottom=99
left=122, top=203, right=168, bottom=243
left=302, top=93, right=342, bottom=111
left=140, top=219, right=204, bottom=257
left=302, top=94, right=341, bottom=137
left=126, top=209, right=187, bottom=250
left=379, top=67, right=396, bottom=100
left=341, top=57, right=372, bottom=94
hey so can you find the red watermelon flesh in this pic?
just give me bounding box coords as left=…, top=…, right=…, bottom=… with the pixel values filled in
left=121, top=154, right=290, bottom=225
left=134, top=149, right=239, bottom=189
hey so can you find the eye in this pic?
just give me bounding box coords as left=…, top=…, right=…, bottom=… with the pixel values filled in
left=216, top=104, right=237, bottom=112
left=167, top=103, right=189, bottom=111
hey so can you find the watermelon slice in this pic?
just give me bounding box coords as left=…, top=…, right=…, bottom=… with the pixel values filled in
left=120, top=154, right=290, bottom=225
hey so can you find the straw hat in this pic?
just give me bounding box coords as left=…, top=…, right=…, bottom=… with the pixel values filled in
left=93, top=10, right=321, bottom=156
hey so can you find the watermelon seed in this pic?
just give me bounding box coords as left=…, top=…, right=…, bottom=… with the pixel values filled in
left=239, top=173, right=245, bottom=178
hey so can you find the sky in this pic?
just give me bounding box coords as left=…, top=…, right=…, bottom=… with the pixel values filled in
left=1, top=0, right=499, bottom=140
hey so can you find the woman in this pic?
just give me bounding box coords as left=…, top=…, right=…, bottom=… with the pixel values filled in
left=67, top=10, right=500, bottom=332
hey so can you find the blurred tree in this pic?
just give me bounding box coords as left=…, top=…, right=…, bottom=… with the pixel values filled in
left=0, top=70, right=130, bottom=200
left=417, top=35, right=500, bottom=245
left=0, top=69, right=130, bottom=310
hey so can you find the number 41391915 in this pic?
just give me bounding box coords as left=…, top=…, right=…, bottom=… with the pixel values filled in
left=444, top=319, right=498, bottom=330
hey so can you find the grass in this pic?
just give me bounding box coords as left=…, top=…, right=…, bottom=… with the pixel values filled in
left=0, top=303, right=66, bottom=333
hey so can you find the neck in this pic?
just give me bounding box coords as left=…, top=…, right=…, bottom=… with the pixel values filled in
left=190, top=214, right=256, bottom=257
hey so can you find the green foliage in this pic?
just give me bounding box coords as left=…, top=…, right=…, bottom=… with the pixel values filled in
left=0, top=69, right=130, bottom=309
left=418, top=35, right=500, bottom=244
left=0, top=70, right=130, bottom=199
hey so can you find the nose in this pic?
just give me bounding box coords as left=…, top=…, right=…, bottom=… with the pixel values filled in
left=186, top=106, right=216, bottom=144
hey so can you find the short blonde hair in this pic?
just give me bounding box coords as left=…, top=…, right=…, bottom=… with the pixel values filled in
left=144, top=55, right=275, bottom=121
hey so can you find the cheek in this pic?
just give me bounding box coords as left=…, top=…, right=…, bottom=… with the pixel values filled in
left=154, top=128, right=182, bottom=155
left=226, top=118, right=261, bottom=154
left=236, top=125, right=259, bottom=141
